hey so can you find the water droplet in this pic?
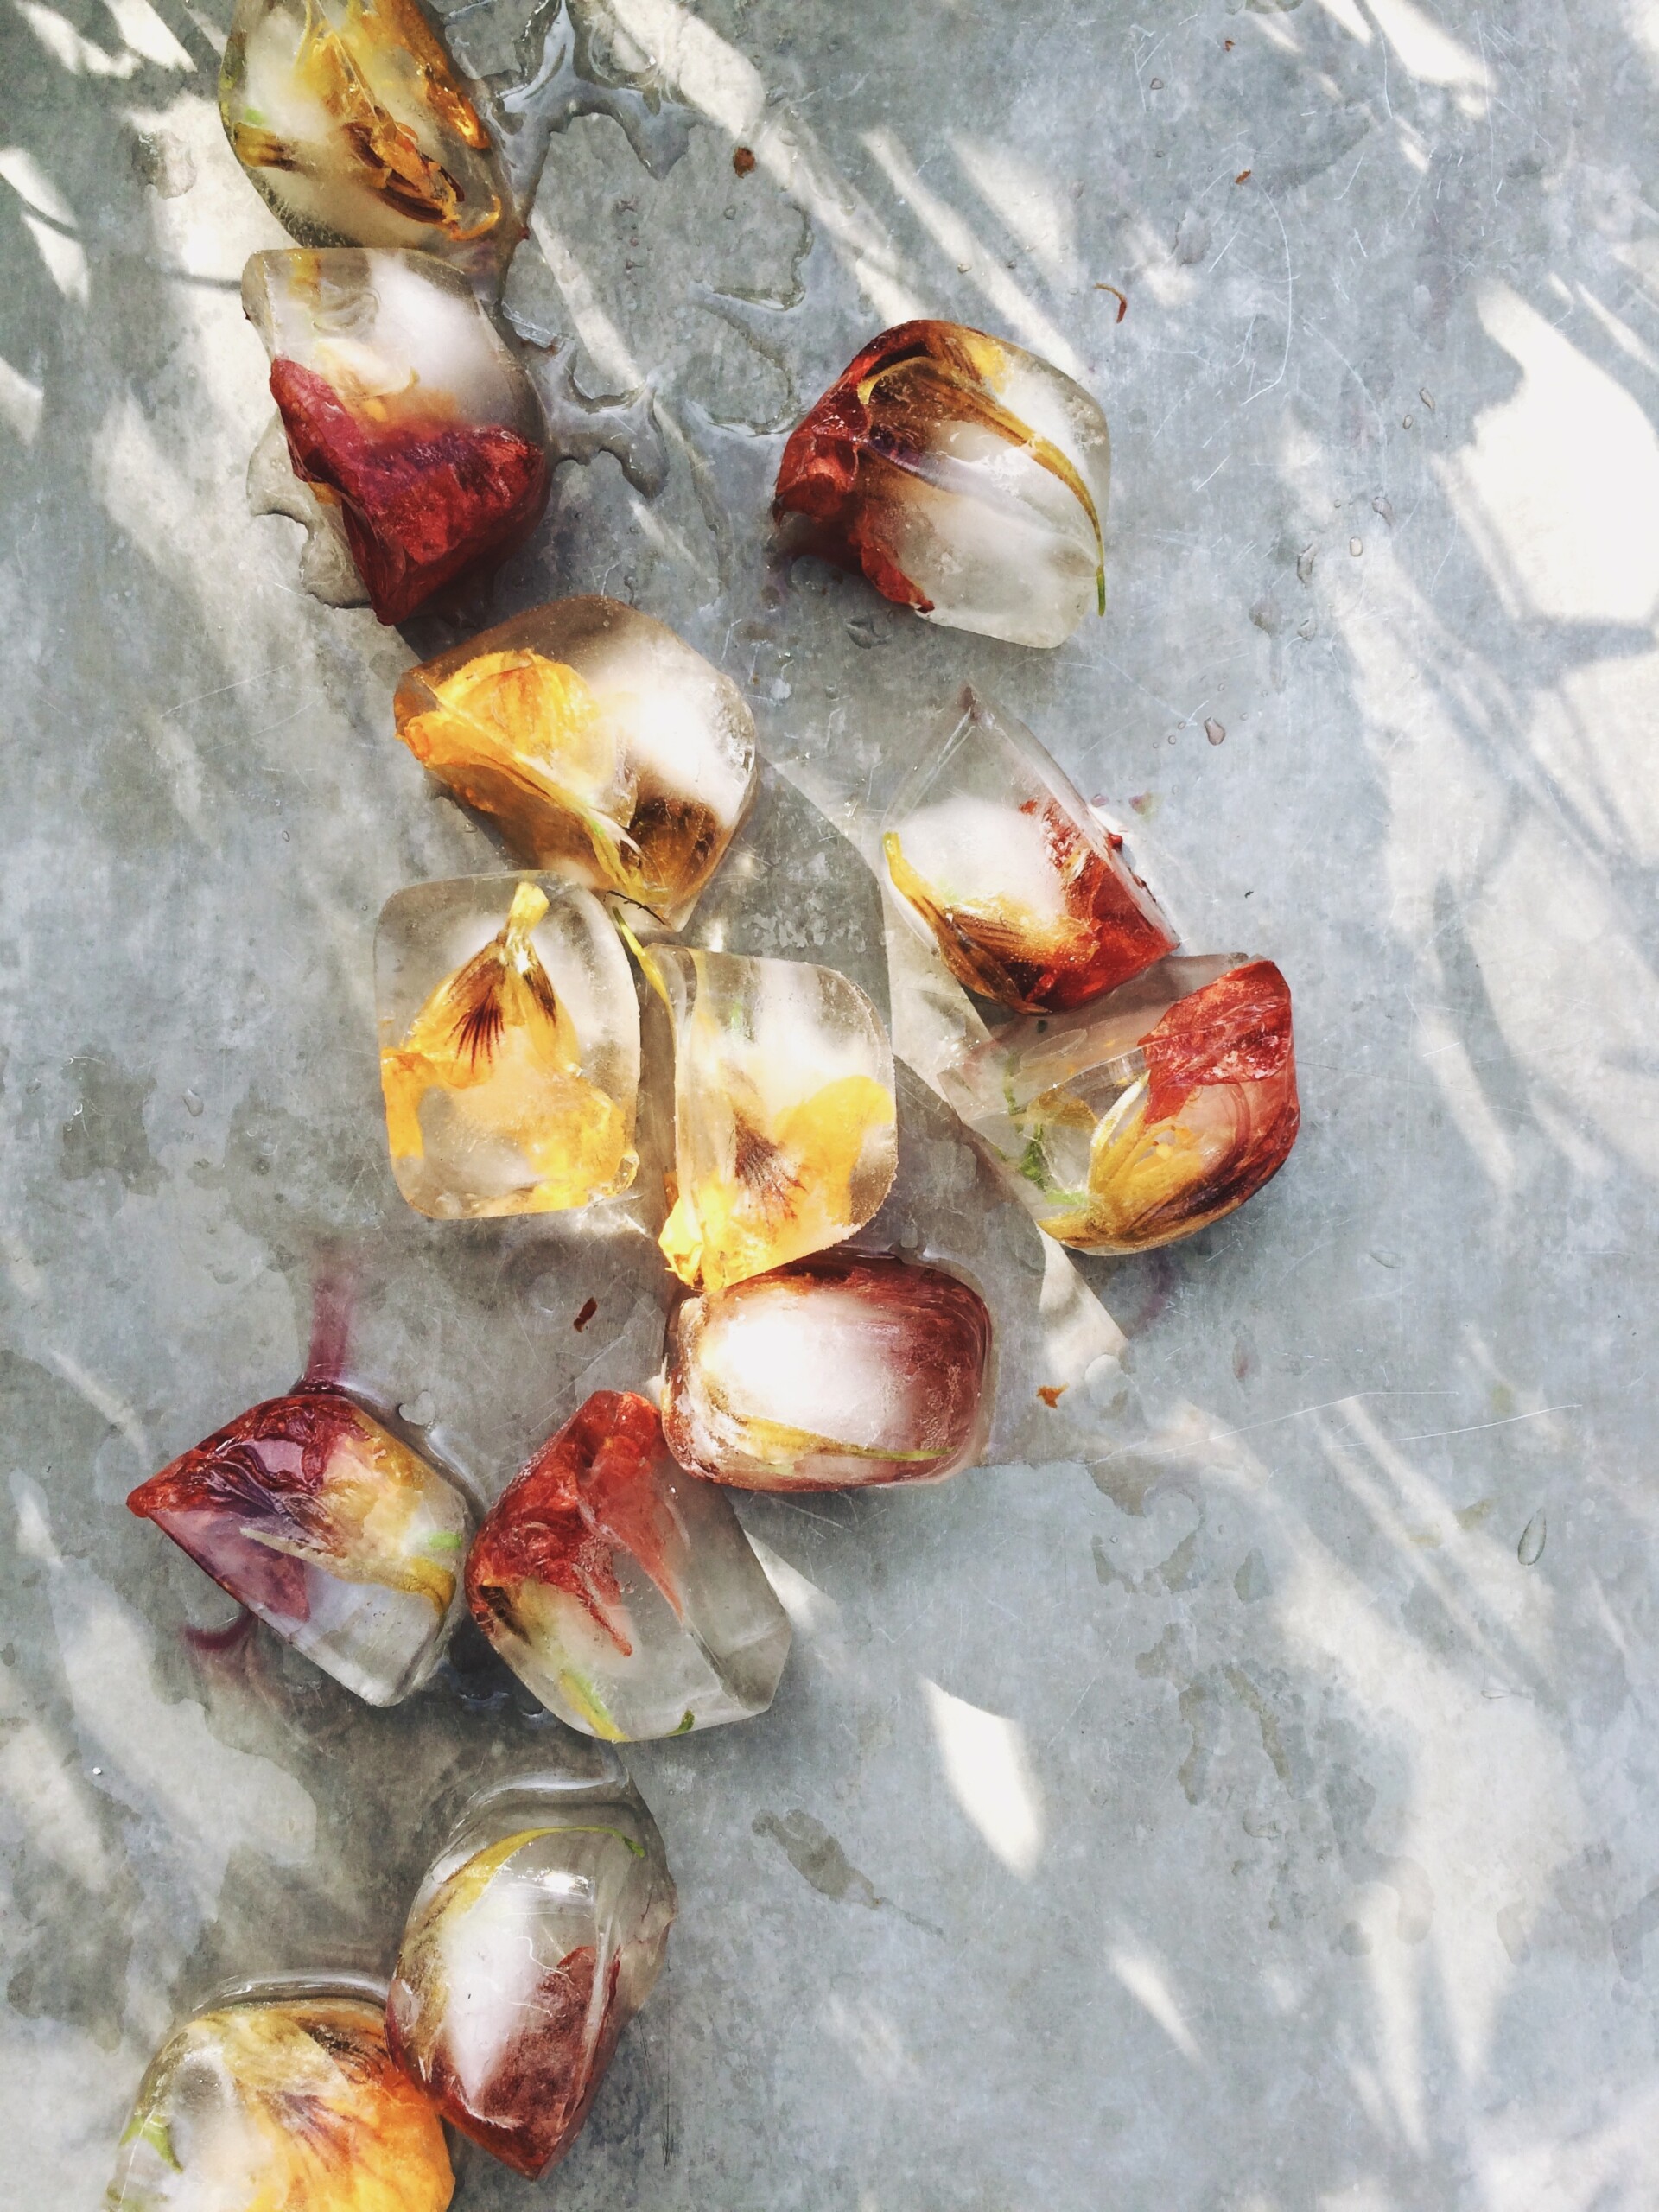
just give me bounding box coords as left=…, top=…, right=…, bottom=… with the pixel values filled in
left=183, top=1089, right=204, bottom=1117
left=1296, top=545, right=1315, bottom=585
left=399, top=1392, right=437, bottom=1428
left=1371, top=494, right=1394, bottom=524
left=1402, top=412, right=1414, bottom=429
left=1349, top=537, right=1363, bottom=557
left=1205, top=718, right=1226, bottom=746
left=1419, top=387, right=1435, bottom=410
left=1517, top=1510, right=1546, bottom=1567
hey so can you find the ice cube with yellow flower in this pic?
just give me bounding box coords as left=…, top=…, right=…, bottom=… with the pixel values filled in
left=392, top=597, right=757, bottom=929
left=642, top=946, right=897, bottom=1295
left=106, top=1979, right=454, bottom=2211
left=219, top=0, right=516, bottom=285
left=376, top=875, right=639, bottom=1220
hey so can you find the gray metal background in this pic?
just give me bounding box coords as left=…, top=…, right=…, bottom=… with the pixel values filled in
left=3, top=1, right=1656, bottom=2204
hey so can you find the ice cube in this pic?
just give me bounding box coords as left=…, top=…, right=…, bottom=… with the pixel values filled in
left=219, top=0, right=518, bottom=289
left=376, top=875, right=639, bottom=1220
left=386, top=1770, right=675, bottom=2178
left=773, top=320, right=1110, bottom=649
left=108, top=1978, right=453, bottom=2211
left=938, top=956, right=1300, bottom=1254
left=643, top=946, right=897, bottom=1294
left=664, top=1249, right=992, bottom=1489
left=393, top=596, right=758, bottom=928
left=467, top=1389, right=791, bottom=1739
left=243, top=247, right=549, bottom=623
left=127, top=1385, right=471, bottom=1707
left=884, top=690, right=1176, bottom=1013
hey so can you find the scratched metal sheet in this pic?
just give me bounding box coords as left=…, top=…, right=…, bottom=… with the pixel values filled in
left=2, top=2, right=1655, bottom=2205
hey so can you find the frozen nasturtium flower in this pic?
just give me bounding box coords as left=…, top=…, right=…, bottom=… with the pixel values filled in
left=940, top=957, right=1300, bottom=1255
left=664, top=1250, right=993, bottom=1490
left=466, top=1389, right=790, bottom=1740
left=640, top=945, right=897, bottom=1296
left=127, top=1385, right=472, bottom=1705
left=883, top=690, right=1176, bottom=1014
left=774, top=320, right=1111, bottom=649
left=243, top=247, right=550, bottom=624
left=219, top=0, right=516, bottom=284
left=393, top=597, right=758, bottom=929
left=388, top=1772, right=676, bottom=2178
left=107, top=1985, right=454, bottom=2211
left=376, top=877, right=639, bottom=1219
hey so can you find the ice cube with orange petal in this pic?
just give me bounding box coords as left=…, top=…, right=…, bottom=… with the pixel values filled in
left=884, top=689, right=1176, bottom=1014
left=774, top=320, right=1110, bottom=649
left=376, top=875, right=638, bottom=1219
left=467, top=1389, right=790, bottom=1740
left=244, top=247, right=549, bottom=624
left=219, top=0, right=516, bottom=285
left=938, top=956, right=1300, bottom=1255
left=387, top=1771, right=675, bottom=2178
left=641, top=945, right=897, bottom=1294
left=392, top=597, right=757, bottom=928
left=106, top=1980, right=454, bottom=2212
left=126, top=1385, right=473, bottom=1705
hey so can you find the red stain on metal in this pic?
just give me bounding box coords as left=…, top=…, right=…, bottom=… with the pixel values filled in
left=1037, top=1384, right=1066, bottom=1409
left=573, top=1296, right=598, bottom=1332
left=1096, top=283, right=1128, bottom=322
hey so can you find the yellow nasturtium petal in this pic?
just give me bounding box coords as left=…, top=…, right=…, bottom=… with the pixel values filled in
left=660, top=1073, right=895, bottom=1294
left=381, top=883, right=629, bottom=1208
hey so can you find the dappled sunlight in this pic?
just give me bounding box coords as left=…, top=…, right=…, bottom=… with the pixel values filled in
left=1106, top=1940, right=1203, bottom=2063
left=1364, top=0, right=1490, bottom=108
left=921, top=1677, right=1045, bottom=1877
left=1437, top=283, right=1659, bottom=626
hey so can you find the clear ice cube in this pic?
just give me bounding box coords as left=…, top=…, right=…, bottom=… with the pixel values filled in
left=376, top=875, right=639, bottom=1220
left=467, top=1388, right=791, bottom=1739
left=774, top=320, right=1110, bottom=650
left=664, top=1249, right=993, bottom=1489
left=386, top=1770, right=676, bottom=2178
left=392, top=595, right=757, bottom=928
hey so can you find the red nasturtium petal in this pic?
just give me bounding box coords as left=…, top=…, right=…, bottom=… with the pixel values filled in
left=1141, top=959, right=1294, bottom=1125
left=270, top=358, right=549, bottom=624
left=127, top=1385, right=364, bottom=1624
left=467, top=1392, right=688, bottom=1658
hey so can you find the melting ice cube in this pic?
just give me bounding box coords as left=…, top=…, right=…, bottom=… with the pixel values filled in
left=939, top=956, right=1300, bottom=1255
left=376, top=875, right=639, bottom=1220
left=664, top=1249, right=992, bottom=1489
left=774, top=320, right=1110, bottom=649
left=393, top=596, right=757, bottom=928
left=244, top=246, right=549, bottom=623
left=387, top=1771, right=675, bottom=2177
left=884, top=690, right=1176, bottom=1014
